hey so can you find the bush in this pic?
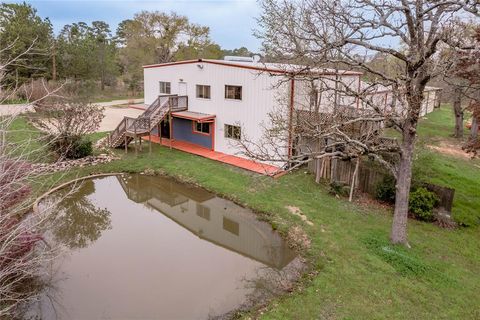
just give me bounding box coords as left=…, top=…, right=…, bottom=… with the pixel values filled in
left=375, top=175, right=396, bottom=203
left=71, top=138, right=93, bottom=159
left=51, top=135, right=93, bottom=159
left=408, top=187, right=439, bottom=222
left=329, top=181, right=350, bottom=197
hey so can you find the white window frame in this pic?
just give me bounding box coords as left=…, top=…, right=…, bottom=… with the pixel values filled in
left=193, top=121, right=210, bottom=135
left=196, top=84, right=211, bottom=99
left=225, top=85, right=242, bottom=100
left=224, top=124, right=241, bottom=140
left=159, top=81, right=171, bottom=94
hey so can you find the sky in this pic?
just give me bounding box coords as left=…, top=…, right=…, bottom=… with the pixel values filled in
left=9, top=0, right=262, bottom=50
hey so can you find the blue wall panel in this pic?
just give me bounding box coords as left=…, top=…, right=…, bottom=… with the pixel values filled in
left=172, top=118, right=212, bottom=149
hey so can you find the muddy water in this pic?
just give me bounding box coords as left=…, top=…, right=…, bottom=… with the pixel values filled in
left=30, top=175, right=296, bottom=319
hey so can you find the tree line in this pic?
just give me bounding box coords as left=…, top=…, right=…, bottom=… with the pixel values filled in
left=0, top=2, right=254, bottom=96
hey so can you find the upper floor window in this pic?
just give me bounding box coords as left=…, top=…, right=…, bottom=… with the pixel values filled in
left=159, top=81, right=171, bottom=94
left=196, top=204, right=210, bottom=220
left=194, top=121, right=210, bottom=134
left=225, top=85, right=242, bottom=100
left=196, top=85, right=211, bottom=99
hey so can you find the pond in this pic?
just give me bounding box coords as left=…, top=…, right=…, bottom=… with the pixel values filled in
left=27, top=174, right=297, bottom=319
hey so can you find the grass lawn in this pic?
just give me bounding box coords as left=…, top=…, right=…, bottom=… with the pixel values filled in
left=10, top=106, right=480, bottom=319
left=414, top=106, right=480, bottom=226
left=6, top=116, right=52, bottom=163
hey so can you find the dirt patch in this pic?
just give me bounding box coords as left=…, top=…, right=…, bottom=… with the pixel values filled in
left=287, top=225, right=311, bottom=250
left=427, top=141, right=472, bottom=159
left=355, top=193, right=393, bottom=212
left=286, top=205, right=314, bottom=226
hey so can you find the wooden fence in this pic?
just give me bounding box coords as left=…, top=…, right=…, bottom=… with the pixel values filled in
left=309, top=157, right=389, bottom=194
left=308, top=157, right=455, bottom=213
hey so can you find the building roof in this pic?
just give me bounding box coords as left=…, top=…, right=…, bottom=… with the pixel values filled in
left=143, top=59, right=363, bottom=76
left=171, top=110, right=216, bottom=122
left=361, top=82, right=443, bottom=95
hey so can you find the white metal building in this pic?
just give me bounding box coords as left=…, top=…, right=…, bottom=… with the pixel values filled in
left=143, top=58, right=362, bottom=168
left=142, top=58, right=440, bottom=170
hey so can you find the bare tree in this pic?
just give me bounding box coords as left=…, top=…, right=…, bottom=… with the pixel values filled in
left=450, top=26, right=480, bottom=153
left=255, top=0, right=479, bottom=245
left=29, top=97, right=104, bottom=160
left=0, top=44, right=72, bottom=318
left=442, top=23, right=480, bottom=139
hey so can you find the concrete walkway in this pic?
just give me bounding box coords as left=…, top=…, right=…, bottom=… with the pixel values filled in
left=99, top=105, right=144, bottom=132
left=0, top=103, right=33, bottom=116
left=1, top=99, right=146, bottom=132
left=95, top=98, right=144, bottom=108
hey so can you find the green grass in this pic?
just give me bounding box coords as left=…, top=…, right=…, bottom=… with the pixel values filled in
left=6, top=117, right=52, bottom=162
left=416, top=105, right=460, bottom=141
left=73, top=144, right=478, bottom=320
left=414, top=106, right=480, bottom=226
left=1, top=98, right=28, bottom=104
left=9, top=107, right=480, bottom=319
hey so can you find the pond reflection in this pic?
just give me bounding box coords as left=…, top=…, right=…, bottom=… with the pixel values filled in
left=51, top=179, right=112, bottom=249
left=28, top=174, right=296, bottom=320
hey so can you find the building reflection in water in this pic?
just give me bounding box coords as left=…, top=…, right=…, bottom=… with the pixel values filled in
left=118, top=174, right=296, bottom=269
left=24, top=175, right=297, bottom=320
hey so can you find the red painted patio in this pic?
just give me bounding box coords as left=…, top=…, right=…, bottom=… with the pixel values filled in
left=144, top=135, right=282, bottom=176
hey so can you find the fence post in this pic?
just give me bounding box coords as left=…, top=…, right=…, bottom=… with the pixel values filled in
left=349, top=158, right=360, bottom=202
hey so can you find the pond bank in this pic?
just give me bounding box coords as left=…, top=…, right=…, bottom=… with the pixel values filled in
left=31, top=174, right=306, bottom=319
left=14, top=113, right=480, bottom=319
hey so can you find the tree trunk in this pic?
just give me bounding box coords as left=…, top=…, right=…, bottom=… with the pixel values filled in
left=390, top=88, right=422, bottom=245
left=52, top=45, right=57, bottom=81
left=471, top=116, right=479, bottom=140
left=453, top=87, right=463, bottom=138
left=390, top=132, right=415, bottom=245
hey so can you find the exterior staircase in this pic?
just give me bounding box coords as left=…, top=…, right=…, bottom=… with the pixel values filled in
left=108, top=95, right=188, bottom=149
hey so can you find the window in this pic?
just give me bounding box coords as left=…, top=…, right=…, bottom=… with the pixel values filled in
left=196, top=85, right=211, bottom=99
left=159, top=81, right=171, bottom=94
left=224, top=124, right=241, bottom=140
left=196, top=204, right=210, bottom=220
left=225, top=85, right=242, bottom=100
left=223, top=217, right=239, bottom=236
left=193, top=121, right=210, bottom=134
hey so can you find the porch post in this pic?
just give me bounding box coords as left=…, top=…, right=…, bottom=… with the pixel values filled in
left=124, top=136, right=128, bottom=154
left=149, top=133, right=152, bottom=154
left=158, top=123, right=162, bottom=145
left=169, top=113, right=173, bottom=150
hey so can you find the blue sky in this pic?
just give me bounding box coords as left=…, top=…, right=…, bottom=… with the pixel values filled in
left=10, top=0, right=262, bottom=50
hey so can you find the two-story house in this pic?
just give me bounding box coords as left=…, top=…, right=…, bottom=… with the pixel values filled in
left=141, top=58, right=362, bottom=170
left=109, top=57, right=440, bottom=175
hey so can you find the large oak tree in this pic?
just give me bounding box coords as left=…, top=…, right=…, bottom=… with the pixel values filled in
left=257, top=0, right=479, bottom=245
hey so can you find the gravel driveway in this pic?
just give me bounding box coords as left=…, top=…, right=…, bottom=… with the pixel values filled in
left=1, top=99, right=146, bottom=132
left=99, top=105, right=145, bottom=132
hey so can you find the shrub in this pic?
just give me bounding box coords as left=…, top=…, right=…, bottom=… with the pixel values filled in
left=329, top=181, right=350, bottom=197
left=375, top=175, right=396, bottom=203
left=70, top=138, right=93, bottom=159
left=408, top=187, right=439, bottom=222
left=51, top=135, right=93, bottom=159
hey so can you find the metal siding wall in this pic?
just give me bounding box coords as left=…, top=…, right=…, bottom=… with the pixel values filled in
left=143, top=62, right=288, bottom=166
left=172, top=118, right=212, bottom=149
